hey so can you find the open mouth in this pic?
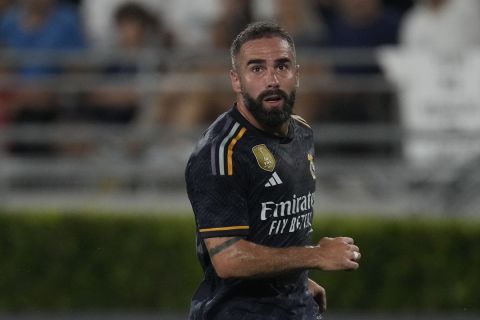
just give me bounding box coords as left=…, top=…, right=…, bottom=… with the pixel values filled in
left=263, top=95, right=283, bottom=103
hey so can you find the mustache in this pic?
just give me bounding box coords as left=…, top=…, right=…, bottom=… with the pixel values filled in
left=257, top=89, right=289, bottom=101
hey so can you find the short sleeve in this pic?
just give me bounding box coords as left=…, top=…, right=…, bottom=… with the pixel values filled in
left=186, top=153, right=249, bottom=239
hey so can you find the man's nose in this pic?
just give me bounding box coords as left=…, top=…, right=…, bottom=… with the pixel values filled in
left=266, top=68, right=280, bottom=88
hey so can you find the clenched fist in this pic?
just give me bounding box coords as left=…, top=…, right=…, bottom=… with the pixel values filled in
left=312, top=237, right=361, bottom=271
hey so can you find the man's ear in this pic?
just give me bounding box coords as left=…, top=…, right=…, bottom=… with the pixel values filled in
left=230, top=69, right=241, bottom=93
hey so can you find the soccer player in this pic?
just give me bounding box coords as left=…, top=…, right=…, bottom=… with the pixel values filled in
left=185, top=22, right=361, bottom=320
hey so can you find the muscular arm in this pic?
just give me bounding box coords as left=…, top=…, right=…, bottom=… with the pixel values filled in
left=204, top=236, right=361, bottom=279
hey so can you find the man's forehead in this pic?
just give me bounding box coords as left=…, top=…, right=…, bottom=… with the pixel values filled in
left=238, top=37, right=294, bottom=62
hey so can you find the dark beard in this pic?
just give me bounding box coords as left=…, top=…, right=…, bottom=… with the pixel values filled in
left=242, top=89, right=296, bottom=129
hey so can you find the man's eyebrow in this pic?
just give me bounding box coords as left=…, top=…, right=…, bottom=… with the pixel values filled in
left=246, top=59, right=266, bottom=66
left=276, top=58, right=292, bottom=64
left=246, top=58, right=293, bottom=66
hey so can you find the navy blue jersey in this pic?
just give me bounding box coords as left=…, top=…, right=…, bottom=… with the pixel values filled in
left=185, top=105, right=319, bottom=320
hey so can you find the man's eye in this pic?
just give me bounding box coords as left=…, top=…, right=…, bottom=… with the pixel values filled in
left=252, top=66, right=263, bottom=73
left=278, top=64, right=288, bottom=71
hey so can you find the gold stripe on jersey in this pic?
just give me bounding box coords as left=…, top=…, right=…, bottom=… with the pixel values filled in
left=218, top=122, right=240, bottom=176
left=291, top=114, right=311, bottom=129
left=199, top=225, right=250, bottom=233
left=227, top=127, right=247, bottom=176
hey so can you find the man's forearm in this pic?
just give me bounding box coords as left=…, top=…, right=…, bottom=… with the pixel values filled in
left=205, top=237, right=320, bottom=279
left=205, top=236, right=360, bottom=279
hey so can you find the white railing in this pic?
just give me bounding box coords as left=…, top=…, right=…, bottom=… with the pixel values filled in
left=1, top=48, right=479, bottom=216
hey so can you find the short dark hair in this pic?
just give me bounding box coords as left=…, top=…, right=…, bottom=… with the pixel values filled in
left=230, top=21, right=296, bottom=69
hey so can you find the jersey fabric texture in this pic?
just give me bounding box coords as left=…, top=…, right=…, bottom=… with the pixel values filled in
left=185, top=105, right=319, bottom=320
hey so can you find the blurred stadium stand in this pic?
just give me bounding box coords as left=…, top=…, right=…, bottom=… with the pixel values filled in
left=1, top=46, right=480, bottom=217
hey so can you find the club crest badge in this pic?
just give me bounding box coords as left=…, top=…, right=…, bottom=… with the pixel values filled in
left=307, top=153, right=316, bottom=180
left=252, top=144, right=276, bottom=172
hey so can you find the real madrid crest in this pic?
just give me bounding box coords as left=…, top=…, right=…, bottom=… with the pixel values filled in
left=307, top=153, right=316, bottom=180
left=252, top=144, right=276, bottom=172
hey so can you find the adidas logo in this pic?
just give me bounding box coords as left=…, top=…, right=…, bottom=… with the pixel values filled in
left=265, top=172, right=283, bottom=187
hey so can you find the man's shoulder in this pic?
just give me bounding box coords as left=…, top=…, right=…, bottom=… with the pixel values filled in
left=195, top=110, right=242, bottom=151
left=291, top=114, right=311, bottom=129
left=187, top=110, right=251, bottom=175
left=291, top=114, right=314, bottom=138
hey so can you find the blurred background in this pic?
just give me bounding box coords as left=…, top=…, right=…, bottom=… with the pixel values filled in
left=0, top=0, right=479, bottom=319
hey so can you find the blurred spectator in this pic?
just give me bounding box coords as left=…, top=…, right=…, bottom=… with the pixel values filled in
left=0, top=0, right=86, bottom=75
left=399, top=0, right=480, bottom=52
left=0, top=0, right=86, bottom=157
left=113, top=3, right=173, bottom=51
left=320, top=0, right=402, bottom=156
left=82, top=2, right=172, bottom=125
left=382, top=0, right=480, bottom=168
left=81, top=0, right=166, bottom=49
left=326, top=0, right=401, bottom=60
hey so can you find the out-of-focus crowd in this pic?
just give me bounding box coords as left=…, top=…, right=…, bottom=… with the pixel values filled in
left=1, top=0, right=479, bottom=158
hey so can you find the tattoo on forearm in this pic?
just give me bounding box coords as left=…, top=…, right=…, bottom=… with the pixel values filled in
left=208, top=237, right=242, bottom=257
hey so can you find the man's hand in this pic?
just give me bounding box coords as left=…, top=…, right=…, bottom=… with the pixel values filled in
left=308, top=278, right=326, bottom=313
left=314, top=237, right=361, bottom=271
